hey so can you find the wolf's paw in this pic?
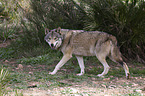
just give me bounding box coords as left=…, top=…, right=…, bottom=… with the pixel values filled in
left=76, top=73, right=84, bottom=76
left=126, top=73, right=130, bottom=79
left=97, top=74, right=104, bottom=77
left=49, top=72, right=56, bottom=75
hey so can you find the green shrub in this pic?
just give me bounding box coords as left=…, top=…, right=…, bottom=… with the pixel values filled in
left=81, top=0, right=145, bottom=62
left=21, top=0, right=86, bottom=45
left=0, top=1, right=21, bottom=41
left=0, top=21, right=18, bottom=41
left=9, top=0, right=87, bottom=58
left=9, top=0, right=145, bottom=62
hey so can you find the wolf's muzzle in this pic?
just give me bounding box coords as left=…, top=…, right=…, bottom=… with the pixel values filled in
left=50, top=43, right=56, bottom=50
left=51, top=44, right=54, bottom=47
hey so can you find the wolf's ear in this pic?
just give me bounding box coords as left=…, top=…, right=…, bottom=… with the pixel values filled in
left=45, top=28, right=49, bottom=35
left=57, top=27, right=61, bottom=34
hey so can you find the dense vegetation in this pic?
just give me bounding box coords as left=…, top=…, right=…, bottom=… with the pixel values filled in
left=0, top=0, right=145, bottom=62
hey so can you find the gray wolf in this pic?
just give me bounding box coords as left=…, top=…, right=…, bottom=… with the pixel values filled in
left=44, top=27, right=130, bottom=79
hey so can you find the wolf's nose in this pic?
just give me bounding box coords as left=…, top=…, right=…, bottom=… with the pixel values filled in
left=51, top=44, right=54, bottom=47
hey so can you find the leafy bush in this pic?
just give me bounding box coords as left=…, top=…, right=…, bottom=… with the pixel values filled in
left=80, top=0, right=145, bottom=62
left=27, top=0, right=86, bottom=29
left=0, top=21, right=19, bottom=41
left=9, top=0, right=87, bottom=58
left=0, top=4, right=9, bottom=23
left=20, top=0, right=86, bottom=45
left=10, top=0, right=145, bottom=62
left=0, top=1, right=21, bottom=41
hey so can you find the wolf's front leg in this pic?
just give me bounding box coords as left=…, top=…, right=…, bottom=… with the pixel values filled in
left=49, top=54, right=72, bottom=75
left=76, top=56, right=85, bottom=76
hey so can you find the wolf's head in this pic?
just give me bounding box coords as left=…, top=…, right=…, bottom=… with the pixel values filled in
left=44, top=27, right=63, bottom=50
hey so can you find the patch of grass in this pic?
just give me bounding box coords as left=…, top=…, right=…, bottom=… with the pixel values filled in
left=60, top=88, right=78, bottom=95
left=11, top=43, right=54, bottom=58
left=16, top=46, right=62, bottom=65
left=0, top=47, right=15, bottom=59
left=10, top=73, right=29, bottom=89
left=6, top=89, right=24, bottom=96
left=1, top=59, right=145, bottom=95
left=49, top=81, right=72, bottom=88
left=0, top=67, right=10, bottom=95
left=87, top=67, right=103, bottom=75
left=0, top=41, right=59, bottom=60
left=130, top=68, right=145, bottom=76
left=109, top=68, right=125, bottom=77
left=17, top=53, right=61, bottom=65
left=0, top=43, right=59, bottom=61
left=1, top=48, right=145, bottom=95
left=16, top=53, right=145, bottom=80
left=13, top=90, right=24, bottom=96
left=122, top=92, right=144, bottom=96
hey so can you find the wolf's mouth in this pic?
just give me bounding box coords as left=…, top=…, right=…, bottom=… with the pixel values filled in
left=51, top=46, right=56, bottom=50
left=50, top=42, right=60, bottom=50
left=50, top=44, right=55, bottom=49
left=50, top=46, right=57, bottom=50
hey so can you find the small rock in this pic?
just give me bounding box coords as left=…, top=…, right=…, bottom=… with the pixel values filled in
left=132, top=83, right=138, bottom=87
left=101, top=84, right=107, bottom=88
left=5, top=60, right=9, bottom=63
left=108, top=85, right=116, bottom=89
left=103, top=78, right=110, bottom=81
left=18, top=64, right=23, bottom=69
left=29, top=72, right=33, bottom=74
left=135, top=89, right=142, bottom=93
left=70, top=88, right=79, bottom=93
left=110, top=76, right=114, bottom=78
left=27, top=65, right=32, bottom=67
left=91, top=77, right=96, bottom=81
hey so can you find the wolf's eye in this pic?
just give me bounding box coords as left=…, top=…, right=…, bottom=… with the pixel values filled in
left=47, top=38, right=51, bottom=41
left=54, top=38, right=58, bottom=40
left=48, top=38, right=51, bottom=40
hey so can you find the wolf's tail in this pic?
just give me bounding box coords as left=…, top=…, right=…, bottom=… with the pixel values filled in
left=109, top=35, right=130, bottom=79
left=109, top=35, right=123, bottom=62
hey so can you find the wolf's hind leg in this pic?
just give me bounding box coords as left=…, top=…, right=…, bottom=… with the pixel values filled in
left=109, top=53, right=130, bottom=79
left=49, top=54, right=72, bottom=75
left=76, top=56, right=85, bottom=76
left=119, top=62, right=130, bottom=79
left=96, top=55, right=110, bottom=77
